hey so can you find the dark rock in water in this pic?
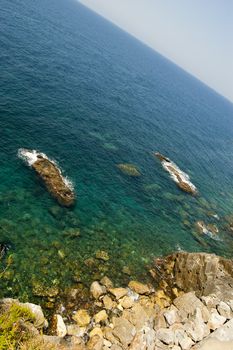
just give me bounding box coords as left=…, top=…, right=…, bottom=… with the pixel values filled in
left=117, top=163, right=141, bottom=177
left=18, top=149, right=75, bottom=207
left=152, top=252, right=233, bottom=301
left=0, top=242, right=11, bottom=260
left=154, top=152, right=197, bottom=195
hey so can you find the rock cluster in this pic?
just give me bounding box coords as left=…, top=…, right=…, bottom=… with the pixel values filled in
left=1, top=252, right=233, bottom=350
left=43, top=279, right=233, bottom=350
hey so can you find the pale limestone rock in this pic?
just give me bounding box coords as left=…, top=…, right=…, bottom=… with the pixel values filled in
left=217, top=301, right=232, bottom=319
left=156, top=328, right=174, bottom=345
left=184, top=308, right=210, bottom=342
left=23, top=302, right=48, bottom=328
left=172, top=346, right=181, bottom=350
left=201, top=295, right=220, bottom=310
left=173, top=292, right=205, bottom=320
left=207, top=310, right=226, bottom=330
left=90, top=281, right=106, bottom=299
left=73, top=309, right=91, bottom=327
left=119, top=296, right=134, bottom=309
left=67, top=324, right=86, bottom=337
left=112, top=317, right=136, bottom=347
left=227, top=300, right=233, bottom=311
left=154, top=311, right=167, bottom=329
left=89, top=327, right=103, bottom=338
left=164, top=306, right=180, bottom=326
left=128, top=281, right=150, bottom=295
left=111, top=345, right=123, bottom=350
left=122, top=303, right=151, bottom=330
left=179, top=335, right=194, bottom=350
left=109, top=287, right=128, bottom=300
left=103, top=339, right=112, bottom=347
left=94, top=310, right=108, bottom=323
left=53, top=314, right=67, bottom=337
left=103, top=295, right=116, bottom=310
left=87, top=334, right=103, bottom=350
left=128, top=330, right=146, bottom=350
left=100, top=276, right=113, bottom=289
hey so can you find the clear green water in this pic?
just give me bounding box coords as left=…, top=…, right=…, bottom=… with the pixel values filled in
left=1, top=0, right=233, bottom=304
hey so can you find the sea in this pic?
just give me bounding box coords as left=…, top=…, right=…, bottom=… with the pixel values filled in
left=1, top=0, right=233, bottom=303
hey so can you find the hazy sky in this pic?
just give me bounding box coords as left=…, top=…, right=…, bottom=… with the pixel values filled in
left=79, top=0, right=233, bottom=102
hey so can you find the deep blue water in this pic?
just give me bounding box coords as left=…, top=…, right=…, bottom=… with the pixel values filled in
left=1, top=0, right=233, bottom=301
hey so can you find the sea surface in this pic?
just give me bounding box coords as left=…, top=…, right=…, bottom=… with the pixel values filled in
left=1, top=0, right=233, bottom=303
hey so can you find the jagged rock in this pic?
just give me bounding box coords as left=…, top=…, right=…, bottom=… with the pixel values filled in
left=111, top=345, right=123, bottom=350
left=73, top=309, right=91, bottom=327
left=102, top=295, right=116, bottom=310
left=87, top=334, right=103, bottom=350
left=128, top=281, right=150, bottom=295
left=154, top=152, right=197, bottom=195
left=52, top=314, right=67, bottom=337
left=201, top=295, right=220, bottom=310
left=23, top=302, right=48, bottom=329
left=94, top=310, right=108, bottom=323
left=217, top=301, right=232, bottom=319
left=18, top=149, right=75, bottom=207
left=90, top=281, right=106, bottom=299
left=100, top=276, right=113, bottom=289
left=164, top=306, right=180, bottom=325
left=119, top=296, right=134, bottom=309
left=184, top=308, right=210, bottom=342
left=191, top=319, right=233, bottom=349
left=154, top=252, right=233, bottom=301
left=112, top=317, right=136, bottom=347
left=67, top=324, right=86, bottom=337
left=173, top=292, right=205, bottom=320
left=109, top=287, right=128, bottom=300
left=156, top=328, right=174, bottom=345
left=89, top=327, right=103, bottom=338
left=207, top=309, right=226, bottom=330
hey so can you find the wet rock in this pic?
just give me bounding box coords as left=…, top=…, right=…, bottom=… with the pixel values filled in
left=154, top=152, right=197, bottom=195
left=95, top=250, right=109, bottom=261
left=109, top=287, right=128, bottom=300
left=128, top=281, right=150, bottom=295
left=18, top=149, right=75, bottom=207
left=117, top=163, right=141, bottom=177
left=90, top=281, right=106, bottom=299
left=32, top=282, right=59, bottom=297
left=196, top=221, right=219, bottom=236
left=73, top=309, right=91, bottom=327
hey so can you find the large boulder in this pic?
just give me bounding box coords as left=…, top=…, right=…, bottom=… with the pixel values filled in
left=152, top=252, right=233, bottom=301
left=18, top=149, right=75, bottom=207
left=154, top=152, right=197, bottom=195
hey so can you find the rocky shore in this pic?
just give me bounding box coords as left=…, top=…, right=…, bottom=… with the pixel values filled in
left=1, top=252, right=233, bottom=350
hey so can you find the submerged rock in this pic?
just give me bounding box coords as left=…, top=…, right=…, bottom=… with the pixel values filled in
left=117, top=163, right=141, bottom=177
left=18, top=148, right=75, bottom=207
left=196, top=221, right=219, bottom=238
left=154, top=152, right=197, bottom=195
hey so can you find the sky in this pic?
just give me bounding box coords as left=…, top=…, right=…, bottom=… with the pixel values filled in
left=79, top=0, right=233, bottom=102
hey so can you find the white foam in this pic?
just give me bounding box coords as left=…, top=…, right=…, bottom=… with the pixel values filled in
left=18, top=148, right=74, bottom=191
left=161, top=158, right=197, bottom=193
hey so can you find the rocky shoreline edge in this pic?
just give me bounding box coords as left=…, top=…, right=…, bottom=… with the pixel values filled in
left=1, top=252, right=233, bottom=350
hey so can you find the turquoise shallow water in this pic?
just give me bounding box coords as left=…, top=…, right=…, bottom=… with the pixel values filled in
left=1, top=0, right=233, bottom=302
